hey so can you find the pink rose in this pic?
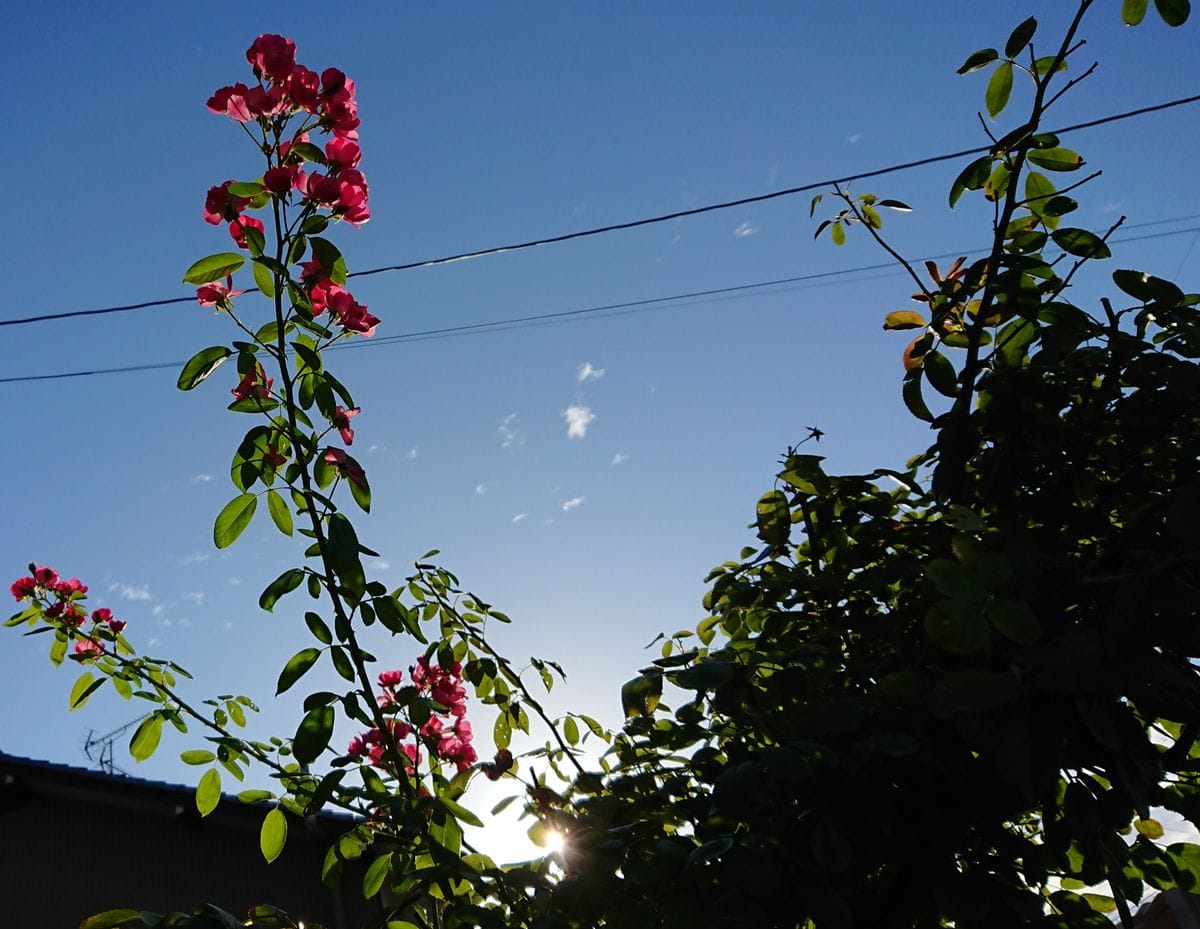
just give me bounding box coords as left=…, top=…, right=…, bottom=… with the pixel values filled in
left=328, top=289, right=379, bottom=337
left=33, top=566, right=60, bottom=588
left=91, top=608, right=112, bottom=625
left=284, top=67, right=320, bottom=112
left=333, top=406, right=360, bottom=445
left=262, top=166, right=296, bottom=197
left=231, top=364, right=273, bottom=402
left=196, top=275, right=246, bottom=310
left=325, top=138, right=361, bottom=172
left=10, top=577, right=36, bottom=601
left=206, top=83, right=254, bottom=123
left=245, top=34, right=297, bottom=84
left=73, top=638, right=104, bottom=659
left=203, top=182, right=249, bottom=226
left=378, top=669, right=403, bottom=689
left=229, top=216, right=265, bottom=251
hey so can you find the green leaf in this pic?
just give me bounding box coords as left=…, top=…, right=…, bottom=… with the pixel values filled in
left=1154, top=0, right=1190, bottom=26
left=1112, top=269, right=1184, bottom=304
left=995, top=318, right=1038, bottom=367
left=266, top=490, right=293, bottom=537
left=183, top=252, right=246, bottom=285
left=327, top=513, right=366, bottom=601
left=1053, top=228, right=1112, bottom=259
left=987, top=598, right=1044, bottom=644
left=1027, top=147, right=1084, bottom=172
left=177, top=346, right=233, bottom=391
left=756, top=489, right=791, bottom=547
left=226, top=181, right=263, bottom=198
left=213, top=493, right=257, bottom=549
left=925, top=601, right=990, bottom=655
left=252, top=259, right=276, bottom=300
left=293, top=705, right=335, bottom=764
left=69, top=671, right=98, bottom=709
left=902, top=374, right=934, bottom=423
left=621, top=672, right=663, bottom=718
left=260, top=807, right=288, bottom=863
left=1043, top=195, right=1078, bottom=217
left=950, top=155, right=994, bottom=208
left=493, top=711, right=512, bottom=749
left=310, top=237, right=348, bottom=285
left=878, top=199, right=913, bottom=212
left=130, top=714, right=164, bottom=762
left=957, top=47, right=998, bottom=74
left=830, top=222, right=846, bottom=246
left=181, top=749, right=216, bottom=765
left=1123, top=0, right=1150, bottom=23
left=563, top=716, right=580, bottom=746
left=986, top=62, right=1013, bottom=119
left=289, top=141, right=327, bottom=165
left=196, top=767, right=222, bottom=817
left=923, top=351, right=958, bottom=398
left=1136, top=818, right=1165, bottom=840
left=276, top=647, right=322, bottom=695
left=305, top=611, right=333, bottom=645
left=259, top=568, right=305, bottom=612
left=1005, top=17, right=1037, bottom=57
left=363, top=852, right=393, bottom=899
left=80, top=911, right=144, bottom=929
left=238, top=789, right=273, bottom=804
left=926, top=560, right=983, bottom=600
left=883, top=311, right=927, bottom=331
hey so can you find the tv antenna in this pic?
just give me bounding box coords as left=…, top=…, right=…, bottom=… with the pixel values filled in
left=84, top=713, right=151, bottom=776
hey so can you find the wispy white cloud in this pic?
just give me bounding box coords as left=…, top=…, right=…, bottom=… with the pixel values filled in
left=109, top=582, right=153, bottom=602
left=1099, top=198, right=1122, bottom=214
left=733, top=221, right=759, bottom=238
left=369, top=560, right=391, bottom=571
left=498, top=413, right=523, bottom=449
left=228, top=577, right=242, bottom=586
left=474, top=483, right=487, bottom=496
left=511, top=513, right=526, bottom=523
left=563, top=405, right=595, bottom=439
left=179, top=551, right=210, bottom=566
left=612, top=452, right=630, bottom=466
left=405, top=447, right=419, bottom=460
left=846, top=132, right=862, bottom=144
left=577, top=362, right=605, bottom=383
left=181, top=591, right=206, bottom=606
left=367, top=443, right=385, bottom=454
left=147, top=637, right=162, bottom=648
left=189, top=473, right=213, bottom=485
left=561, top=496, right=586, bottom=512
left=152, top=604, right=165, bottom=617
left=767, top=162, right=781, bottom=186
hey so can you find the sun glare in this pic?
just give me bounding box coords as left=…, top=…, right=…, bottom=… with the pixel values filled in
left=544, top=830, right=566, bottom=854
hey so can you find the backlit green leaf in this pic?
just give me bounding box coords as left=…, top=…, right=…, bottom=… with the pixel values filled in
left=267, top=489, right=293, bottom=537
left=276, top=647, right=321, bottom=695
left=986, top=62, right=1013, bottom=119
left=196, top=767, right=221, bottom=817
left=1005, top=17, right=1037, bottom=57
left=293, top=705, right=334, bottom=764
left=214, top=493, right=257, bottom=549
left=259, top=568, right=305, bottom=612
left=1053, top=228, right=1112, bottom=259
left=260, top=807, right=287, bottom=863
left=957, top=47, right=998, bottom=74
left=178, top=346, right=233, bottom=391
left=130, top=713, right=164, bottom=762
left=183, top=252, right=246, bottom=285
left=1028, top=147, right=1084, bottom=172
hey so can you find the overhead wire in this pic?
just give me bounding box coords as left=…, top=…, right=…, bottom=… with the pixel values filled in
left=2, top=221, right=1196, bottom=387
left=2, top=92, right=1198, bottom=330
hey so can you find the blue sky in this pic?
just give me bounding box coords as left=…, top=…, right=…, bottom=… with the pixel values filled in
left=2, top=3, right=1198, bottom=855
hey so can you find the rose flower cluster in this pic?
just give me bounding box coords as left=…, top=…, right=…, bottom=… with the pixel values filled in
left=10, top=566, right=126, bottom=660
left=198, top=34, right=379, bottom=338
left=348, top=658, right=478, bottom=774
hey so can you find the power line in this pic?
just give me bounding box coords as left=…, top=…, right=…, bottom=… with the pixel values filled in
left=3, top=93, right=1198, bottom=331
left=2, top=223, right=1195, bottom=387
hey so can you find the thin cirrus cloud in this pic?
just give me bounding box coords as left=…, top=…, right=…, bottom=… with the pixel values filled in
left=561, top=496, right=585, bottom=512
left=733, top=221, right=758, bottom=238
left=498, top=413, right=523, bottom=449
left=511, top=513, right=526, bottom=523
left=563, top=405, right=595, bottom=439
left=612, top=452, right=630, bottom=466
left=577, top=362, right=605, bottom=382
left=188, top=473, right=213, bottom=485
left=110, top=582, right=152, bottom=602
